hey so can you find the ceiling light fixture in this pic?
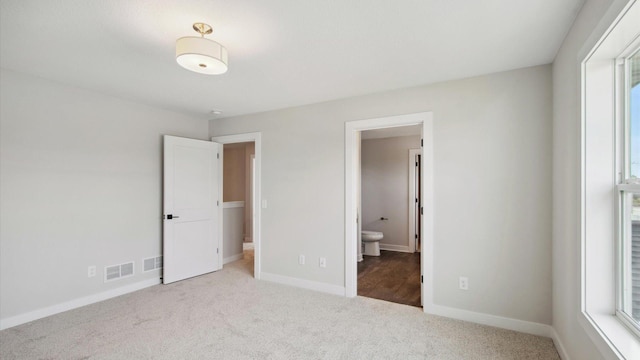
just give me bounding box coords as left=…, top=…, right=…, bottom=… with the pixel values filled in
left=176, top=22, right=228, bottom=75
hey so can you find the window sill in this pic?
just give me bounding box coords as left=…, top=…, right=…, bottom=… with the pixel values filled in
left=579, top=311, right=640, bottom=359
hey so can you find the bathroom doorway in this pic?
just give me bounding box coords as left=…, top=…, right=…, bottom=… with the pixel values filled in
left=357, top=127, right=422, bottom=307
left=344, top=112, right=434, bottom=313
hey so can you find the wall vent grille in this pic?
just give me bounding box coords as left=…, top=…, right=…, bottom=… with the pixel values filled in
left=143, top=256, right=163, bottom=272
left=104, top=261, right=135, bottom=282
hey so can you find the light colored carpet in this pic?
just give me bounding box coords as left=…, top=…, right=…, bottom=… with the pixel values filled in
left=0, top=250, right=559, bottom=359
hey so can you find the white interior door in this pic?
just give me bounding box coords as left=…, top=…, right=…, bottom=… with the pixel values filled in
left=163, top=135, right=222, bottom=284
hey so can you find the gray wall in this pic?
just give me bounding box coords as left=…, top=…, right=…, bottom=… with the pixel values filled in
left=551, top=0, right=620, bottom=358
left=223, top=206, right=244, bottom=262
left=361, top=135, right=421, bottom=250
left=0, top=69, right=209, bottom=321
left=210, top=64, right=553, bottom=325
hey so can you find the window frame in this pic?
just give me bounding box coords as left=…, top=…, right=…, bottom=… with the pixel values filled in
left=579, top=1, right=640, bottom=358
left=615, top=46, right=640, bottom=337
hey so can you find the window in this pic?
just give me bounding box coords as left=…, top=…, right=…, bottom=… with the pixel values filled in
left=580, top=1, right=640, bottom=358
left=618, top=49, right=640, bottom=335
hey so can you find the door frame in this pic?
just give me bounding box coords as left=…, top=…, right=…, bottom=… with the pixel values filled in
left=345, top=112, right=434, bottom=313
left=408, top=148, right=421, bottom=253
left=211, top=132, right=262, bottom=280
left=246, top=154, right=255, bottom=242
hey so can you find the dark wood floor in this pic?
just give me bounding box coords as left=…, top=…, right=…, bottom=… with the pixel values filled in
left=357, top=250, right=421, bottom=307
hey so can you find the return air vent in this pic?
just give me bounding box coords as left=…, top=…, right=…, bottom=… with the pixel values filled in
left=104, top=261, right=135, bottom=282
left=143, top=256, right=163, bottom=272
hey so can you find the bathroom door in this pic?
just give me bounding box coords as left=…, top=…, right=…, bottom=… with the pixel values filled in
left=163, top=135, right=222, bottom=284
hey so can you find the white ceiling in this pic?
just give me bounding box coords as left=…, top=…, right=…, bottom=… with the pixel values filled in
left=0, top=0, right=584, bottom=119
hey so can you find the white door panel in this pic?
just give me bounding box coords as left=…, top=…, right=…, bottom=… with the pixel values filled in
left=170, top=221, right=216, bottom=280
left=174, top=146, right=212, bottom=211
left=163, top=135, right=221, bottom=284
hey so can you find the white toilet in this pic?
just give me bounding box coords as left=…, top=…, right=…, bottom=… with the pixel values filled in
left=361, top=230, right=383, bottom=256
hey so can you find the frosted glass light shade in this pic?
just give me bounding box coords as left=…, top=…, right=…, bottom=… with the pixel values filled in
left=176, top=36, right=228, bottom=75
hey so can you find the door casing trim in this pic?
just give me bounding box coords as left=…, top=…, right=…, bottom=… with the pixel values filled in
left=345, top=112, right=434, bottom=313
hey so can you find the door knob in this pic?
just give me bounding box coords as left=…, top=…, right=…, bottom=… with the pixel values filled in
left=166, top=214, right=180, bottom=220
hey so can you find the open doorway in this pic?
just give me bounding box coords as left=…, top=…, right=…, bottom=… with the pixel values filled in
left=356, top=126, right=422, bottom=307
left=345, top=112, right=434, bottom=313
left=212, top=133, right=262, bottom=280
left=221, top=142, right=255, bottom=273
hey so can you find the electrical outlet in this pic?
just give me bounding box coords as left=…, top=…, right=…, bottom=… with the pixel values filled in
left=459, top=276, right=468, bottom=290
left=319, top=257, right=327, bottom=268
left=298, top=254, right=305, bottom=265
left=88, top=266, right=96, bottom=278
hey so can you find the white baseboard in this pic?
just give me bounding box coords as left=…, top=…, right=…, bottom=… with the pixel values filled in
left=261, top=272, right=345, bottom=296
left=0, top=278, right=160, bottom=330
left=423, top=303, right=552, bottom=338
left=223, top=253, right=244, bottom=264
left=379, top=243, right=412, bottom=253
left=550, top=327, right=571, bottom=360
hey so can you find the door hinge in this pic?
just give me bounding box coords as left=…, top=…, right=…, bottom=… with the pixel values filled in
left=415, top=234, right=418, bottom=239
left=421, top=139, right=423, bottom=147
left=415, top=198, right=418, bottom=203
left=217, top=248, right=219, bottom=254
left=217, top=200, right=220, bottom=206
left=217, top=153, right=220, bottom=159
left=421, top=275, right=423, bottom=283
left=420, top=207, right=423, bottom=215
left=416, top=161, right=418, bottom=167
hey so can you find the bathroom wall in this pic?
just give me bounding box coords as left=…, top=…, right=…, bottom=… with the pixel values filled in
left=361, top=135, right=421, bottom=251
